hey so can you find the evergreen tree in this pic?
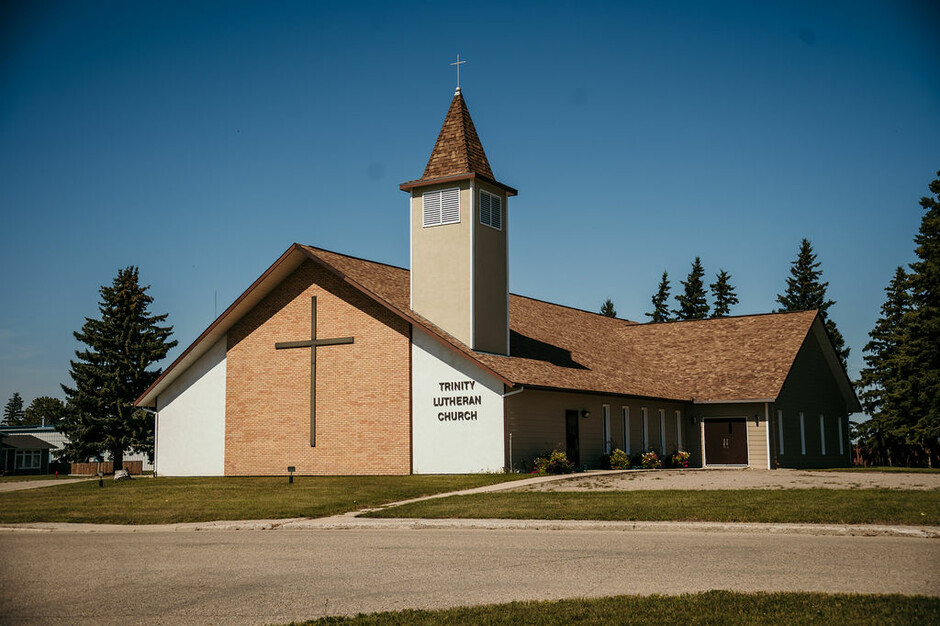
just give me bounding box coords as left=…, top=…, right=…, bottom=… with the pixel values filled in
left=646, top=271, right=672, bottom=322
left=776, top=239, right=849, bottom=367
left=60, top=267, right=177, bottom=470
left=855, top=267, right=912, bottom=464
left=709, top=270, right=739, bottom=317
left=896, top=172, right=940, bottom=466
left=24, top=396, right=66, bottom=427
left=2, top=392, right=25, bottom=425
left=600, top=298, right=617, bottom=318
left=674, top=257, right=710, bottom=320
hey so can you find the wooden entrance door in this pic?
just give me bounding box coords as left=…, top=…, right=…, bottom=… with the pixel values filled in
left=565, top=410, right=580, bottom=467
left=704, top=418, right=748, bottom=465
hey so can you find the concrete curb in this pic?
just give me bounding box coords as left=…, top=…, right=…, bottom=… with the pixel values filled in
left=2, top=518, right=937, bottom=538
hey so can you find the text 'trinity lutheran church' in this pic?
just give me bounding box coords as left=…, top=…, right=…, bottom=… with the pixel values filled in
left=136, top=86, right=860, bottom=475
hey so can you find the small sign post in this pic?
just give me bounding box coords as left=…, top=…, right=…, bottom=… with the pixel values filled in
left=287, top=466, right=295, bottom=485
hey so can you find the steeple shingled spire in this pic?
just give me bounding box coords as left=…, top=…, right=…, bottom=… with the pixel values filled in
left=422, top=88, right=494, bottom=180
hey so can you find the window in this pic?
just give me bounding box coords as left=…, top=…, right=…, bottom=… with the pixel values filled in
left=799, top=412, right=806, bottom=455
left=422, top=188, right=460, bottom=227
left=838, top=416, right=844, bottom=455
left=777, top=410, right=785, bottom=455
left=674, top=410, right=682, bottom=450
left=641, top=408, right=649, bottom=450
left=658, top=409, right=666, bottom=454
left=602, top=405, right=611, bottom=454
left=820, top=415, right=826, bottom=455
left=479, top=190, right=502, bottom=229
left=15, top=450, right=41, bottom=470
left=621, top=406, right=630, bottom=453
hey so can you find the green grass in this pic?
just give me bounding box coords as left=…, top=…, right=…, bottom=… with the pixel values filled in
left=811, top=466, right=940, bottom=474
left=363, top=488, right=940, bottom=526
left=0, top=474, right=524, bottom=525
left=296, top=591, right=939, bottom=625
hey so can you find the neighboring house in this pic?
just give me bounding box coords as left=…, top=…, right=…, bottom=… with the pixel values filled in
left=0, top=425, right=154, bottom=473
left=136, top=87, right=860, bottom=476
left=0, top=434, right=56, bottom=475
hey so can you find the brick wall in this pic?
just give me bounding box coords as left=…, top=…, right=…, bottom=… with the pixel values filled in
left=225, top=260, right=412, bottom=475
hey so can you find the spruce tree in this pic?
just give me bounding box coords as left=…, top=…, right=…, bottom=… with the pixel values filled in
left=24, top=396, right=66, bottom=427
left=60, top=267, right=177, bottom=470
left=855, top=267, right=912, bottom=463
left=2, top=392, right=25, bottom=425
left=776, top=239, right=849, bottom=367
left=646, top=271, right=672, bottom=322
left=674, top=257, right=710, bottom=320
left=600, top=298, right=617, bottom=318
left=896, top=172, right=940, bottom=466
left=709, top=270, right=739, bottom=317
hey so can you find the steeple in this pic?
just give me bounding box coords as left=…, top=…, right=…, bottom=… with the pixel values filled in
left=401, top=88, right=516, bottom=355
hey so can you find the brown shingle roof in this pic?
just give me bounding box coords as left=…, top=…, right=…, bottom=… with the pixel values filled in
left=301, top=246, right=820, bottom=404
left=420, top=89, right=494, bottom=180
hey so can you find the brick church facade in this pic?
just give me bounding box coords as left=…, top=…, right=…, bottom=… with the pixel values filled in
left=137, top=87, right=860, bottom=475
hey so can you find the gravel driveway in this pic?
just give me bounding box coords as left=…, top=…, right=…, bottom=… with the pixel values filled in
left=514, top=468, right=940, bottom=492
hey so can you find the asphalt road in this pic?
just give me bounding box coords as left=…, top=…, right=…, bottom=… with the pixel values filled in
left=1, top=528, right=937, bottom=624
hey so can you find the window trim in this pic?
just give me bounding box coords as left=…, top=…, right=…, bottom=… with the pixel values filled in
left=777, top=409, right=785, bottom=456
left=641, top=407, right=649, bottom=450
left=621, top=406, right=630, bottom=454
left=799, top=412, right=806, bottom=455
left=602, top=404, right=611, bottom=454
left=820, top=414, right=826, bottom=455
left=658, top=409, right=666, bottom=455
left=674, top=409, right=682, bottom=450
left=14, top=449, right=41, bottom=470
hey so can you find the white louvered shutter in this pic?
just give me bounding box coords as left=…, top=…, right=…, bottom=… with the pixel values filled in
left=480, top=191, right=491, bottom=226
left=490, top=193, right=502, bottom=229
left=422, top=190, right=441, bottom=227
left=440, top=188, right=460, bottom=224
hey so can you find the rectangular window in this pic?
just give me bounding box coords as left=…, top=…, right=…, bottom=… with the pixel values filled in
left=658, top=409, right=666, bottom=454
left=641, top=408, right=649, bottom=450
left=621, top=406, right=630, bottom=453
left=838, top=416, right=844, bottom=455
left=479, top=190, right=502, bottom=229
left=602, top=405, right=611, bottom=454
left=799, top=412, right=806, bottom=455
left=674, top=410, right=682, bottom=450
left=422, top=187, right=460, bottom=227
left=14, top=450, right=41, bottom=470
left=777, top=410, right=785, bottom=456
left=820, top=415, right=826, bottom=455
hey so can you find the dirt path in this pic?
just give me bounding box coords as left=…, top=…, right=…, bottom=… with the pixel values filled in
left=514, top=468, right=940, bottom=492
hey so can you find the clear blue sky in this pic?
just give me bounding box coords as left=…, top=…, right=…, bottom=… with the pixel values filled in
left=1, top=0, right=938, bottom=413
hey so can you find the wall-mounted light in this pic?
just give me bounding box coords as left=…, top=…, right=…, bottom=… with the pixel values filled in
left=754, top=414, right=760, bottom=426
left=690, top=415, right=698, bottom=425
left=581, top=409, right=591, bottom=419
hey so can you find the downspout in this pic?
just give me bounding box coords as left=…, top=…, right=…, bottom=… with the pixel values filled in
left=501, top=386, right=524, bottom=472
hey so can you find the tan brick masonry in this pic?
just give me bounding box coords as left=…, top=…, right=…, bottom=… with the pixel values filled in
left=225, top=259, right=411, bottom=475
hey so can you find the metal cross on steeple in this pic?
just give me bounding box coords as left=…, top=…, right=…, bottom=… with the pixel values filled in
left=450, top=53, right=466, bottom=90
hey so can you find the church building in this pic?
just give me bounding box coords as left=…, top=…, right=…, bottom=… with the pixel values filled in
left=136, top=87, right=860, bottom=475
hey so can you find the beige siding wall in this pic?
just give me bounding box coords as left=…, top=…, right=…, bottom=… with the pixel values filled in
left=775, top=328, right=851, bottom=468
left=693, top=403, right=769, bottom=468
left=505, top=389, right=693, bottom=470
left=410, top=182, right=473, bottom=346
left=472, top=181, right=508, bottom=354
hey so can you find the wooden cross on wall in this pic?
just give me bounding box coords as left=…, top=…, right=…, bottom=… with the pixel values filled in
left=275, top=296, right=354, bottom=447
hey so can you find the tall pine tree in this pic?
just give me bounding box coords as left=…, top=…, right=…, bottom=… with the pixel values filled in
left=776, top=239, right=849, bottom=367
left=60, top=267, right=177, bottom=470
left=896, top=172, right=940, bottom=466
left=2, top=392, right=25, bottom=425
left=855, top=267, right=912, bottom=464
left=709, top=270, right=739, bottom=317
left=600, top=298, right=617, bottom=317
left=674, top=257, right=710, bottom=320
left=646, top=271, right=672, bottom=322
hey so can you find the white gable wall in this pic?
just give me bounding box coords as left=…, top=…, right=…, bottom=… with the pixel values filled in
left=412, top=328, right=505, bottom=473
left=155, top=337, right=227, bottom=476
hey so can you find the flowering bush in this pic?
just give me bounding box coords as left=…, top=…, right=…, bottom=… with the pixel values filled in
left=609, top=448, right=631, bottom=470
left=640, top=450, right=662, bottom=469
left=671, top=450, right=691, bottom=468
left=532, top=450, right=575, bottom=475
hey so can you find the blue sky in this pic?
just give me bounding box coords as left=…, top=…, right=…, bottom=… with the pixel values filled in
left=1, top=0, right=938, bottom=413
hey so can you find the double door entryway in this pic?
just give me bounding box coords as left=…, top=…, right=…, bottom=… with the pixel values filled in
left=703, top=417, right=748, bottom=465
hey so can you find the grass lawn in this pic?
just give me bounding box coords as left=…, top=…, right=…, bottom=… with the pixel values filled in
left=811, top=467, right=940, bottom=474
left=297, top=591, right=939, bottom=625
left=362, top=488, right=940, bottom=526
left=0, top=474, right=524, bottom=525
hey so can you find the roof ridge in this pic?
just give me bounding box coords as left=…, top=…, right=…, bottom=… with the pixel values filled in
left=421, top=90, right=494, bottom=180
left=300, top=244, right=408, bottom=272
left=633, top=309, right=819, bottom=328
left=510, top=292, right=639, bottom=324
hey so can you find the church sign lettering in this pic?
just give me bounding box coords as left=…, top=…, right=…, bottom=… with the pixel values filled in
left=434, top=380, right=480, bottom=421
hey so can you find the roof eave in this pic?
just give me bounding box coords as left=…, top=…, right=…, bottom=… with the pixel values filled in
left=399, top=172, right=518, bottom=196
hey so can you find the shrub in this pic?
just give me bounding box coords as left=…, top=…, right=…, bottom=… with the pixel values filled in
left=640, top=450, right=662, bottom=469
left=670, top=450, right=691, bottom=468
left=532, top=450, right=575, bottom=475
left=599, top=453, right=612, bottom=470
left=609, top=448, right=631, bottom=470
